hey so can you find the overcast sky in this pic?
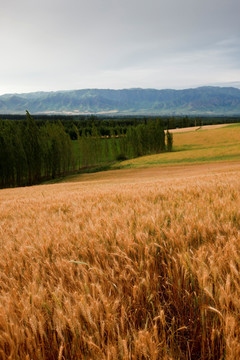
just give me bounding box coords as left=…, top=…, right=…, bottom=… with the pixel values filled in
left=1, top=0, right=240, bottom=95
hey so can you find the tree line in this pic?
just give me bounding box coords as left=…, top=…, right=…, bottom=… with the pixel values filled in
left=73, top=119, right=172, bottom=169
left=0, top=111, right=74, bottom=188
left=0, top=112, right=173, bottom=188
left=1, top=114, right=239, bottom=141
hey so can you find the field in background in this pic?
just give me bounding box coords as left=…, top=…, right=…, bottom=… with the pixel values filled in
left=111, top=123, right=240, bottom=169
left=168, top=123, right=233, bottom=133
left=1, top=162, right=240, bottom=359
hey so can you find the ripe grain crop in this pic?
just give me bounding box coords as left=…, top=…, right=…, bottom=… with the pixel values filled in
left=1, top=164, right=240, bottom=359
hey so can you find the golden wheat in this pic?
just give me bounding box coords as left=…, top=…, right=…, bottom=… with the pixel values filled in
left=0, top=164, right=240, bottom=359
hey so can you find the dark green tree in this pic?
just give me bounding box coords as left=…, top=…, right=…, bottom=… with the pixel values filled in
left=166, top=130, right=173, bottom=152
left=23, top=111, right=42, bottom=184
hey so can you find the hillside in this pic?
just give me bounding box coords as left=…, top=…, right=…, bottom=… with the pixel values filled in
left=1, top=161, right=240, bottom=358
left=59, top=123, right=240, bottom=185
left=113, top=123, right=240, bottom=169
left=2, top=124, right=240, bottom=358
left=1, top=86, right=240, bottom=115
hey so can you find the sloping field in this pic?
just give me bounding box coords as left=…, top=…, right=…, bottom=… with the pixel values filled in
left=112, top=123, right=240, bottom=168
left=1, top=162, right=240, bottom=359
left=63, top=161, right=240, bottom=185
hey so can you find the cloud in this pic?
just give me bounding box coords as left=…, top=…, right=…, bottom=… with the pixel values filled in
left=0, top=0, right=239, bottom=94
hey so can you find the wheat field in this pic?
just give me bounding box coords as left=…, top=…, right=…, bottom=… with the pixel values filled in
left=1, top=162, right=240, bottom=359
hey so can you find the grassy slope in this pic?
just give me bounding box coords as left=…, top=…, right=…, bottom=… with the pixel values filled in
left=113, top=123, right=240, bottom=169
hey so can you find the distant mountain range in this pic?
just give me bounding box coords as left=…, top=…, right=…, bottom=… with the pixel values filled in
left=1, top=86, right=240, bottom=115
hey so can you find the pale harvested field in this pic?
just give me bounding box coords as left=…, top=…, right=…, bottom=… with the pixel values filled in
left=1, top=162, right=240, bottom=359
left=168, top=123, right=233, bottom=133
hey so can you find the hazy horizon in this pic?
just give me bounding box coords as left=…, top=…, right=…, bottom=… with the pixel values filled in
left=1, top=83, right=240, bottom=97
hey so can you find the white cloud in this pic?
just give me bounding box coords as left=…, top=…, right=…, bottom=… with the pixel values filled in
left=0, top=0, right=240, bottom=94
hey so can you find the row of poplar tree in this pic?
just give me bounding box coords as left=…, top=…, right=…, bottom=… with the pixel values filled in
left=0, top=112, right=74, bottom=188
left=0, top=113, right=173, bottom=188
left=75, top=119, right=172, bottom=169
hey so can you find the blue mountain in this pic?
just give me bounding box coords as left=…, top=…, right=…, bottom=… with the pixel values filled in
left=1, top=86, right=240, bottom=115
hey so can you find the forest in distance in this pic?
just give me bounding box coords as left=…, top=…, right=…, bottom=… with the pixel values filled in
left=0, top=112, right=172, bottom=188
left=0, top=113, right=239, bottom=140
